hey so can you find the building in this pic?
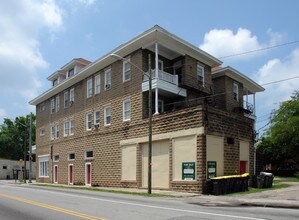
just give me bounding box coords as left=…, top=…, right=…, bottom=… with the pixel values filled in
left=0, top=158, right=36, bottom=180
left=29, top=25, right=264, bottom=193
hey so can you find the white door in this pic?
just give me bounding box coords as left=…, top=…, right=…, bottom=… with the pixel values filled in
left=142, top=140, right=169, bottom=188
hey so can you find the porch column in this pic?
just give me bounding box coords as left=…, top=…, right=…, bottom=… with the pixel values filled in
left=154, top=42, right=159, bottom=114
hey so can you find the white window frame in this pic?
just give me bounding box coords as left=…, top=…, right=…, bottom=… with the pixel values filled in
left=85, top=151, right=94, bottom=159
left=94, top=74, right=101, bottom=94
left=104, top=68, right=111, bottom=90
left=87, top=78, right=93, bottom=98
left=50, top=125, right=55, bottom=140
left=233, top=82, right=239, bottom=101
left=39, top=103, right=45, bottom=112
left=53, top=155, right=59, bottom=162
left=123, top=59, right=131, bottom=82
left=50, top=98, right=55, bottom=113
left=64, top=91, right=69, bottom=108
left=68, top=153, right=75, bottom=161
left=94, top=110, right=100, bottom=127
left=55, top=124, right=59, bottom=139
left=55, top=95, right=60, bottom=112
left=39, top=128, right=45, bottom=136
left=85, top=162, right=92, bottom=186
left=104, top=106, right=111, bottom=126
left=70, top=119, right=74, bottom=135
left=123, top=99, right=131, bottom=121
left=38, top=155, right=49, bottom=177
left=67, top=68, right=74, bottom=78
left=197, top=64, right=205, bottom=86
left=86, top=112, right=92, bottom=130
left=64, top=121, right=70, bottom=137
left=68, top=164, right=74, bottom=185
left=70, top=88, right=75, bottom=103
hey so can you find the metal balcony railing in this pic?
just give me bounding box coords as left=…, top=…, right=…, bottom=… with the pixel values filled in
left=143, top=69, right=178, bottom=85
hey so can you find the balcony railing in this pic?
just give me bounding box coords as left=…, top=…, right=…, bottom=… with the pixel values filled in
left=143, top=69, right=178, bottom=85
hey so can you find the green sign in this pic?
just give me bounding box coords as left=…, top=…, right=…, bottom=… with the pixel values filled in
left=207, top=161, right=217, bottom=179
left=182, top=162, right=195, bottom=180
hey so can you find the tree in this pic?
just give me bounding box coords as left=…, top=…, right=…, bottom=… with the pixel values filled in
left=0, top=114, right=36, bottom=160
left=258, top=91, right=299, bottom=168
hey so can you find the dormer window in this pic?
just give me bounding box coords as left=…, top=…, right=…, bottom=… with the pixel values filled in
left=233, top=83, right=239, bottom=101
left=68, top=68, right=74, bottom=78
left=52, top=79, right=58, bottom=87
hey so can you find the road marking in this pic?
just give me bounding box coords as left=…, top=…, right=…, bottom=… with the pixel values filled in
left=3, top=185, right=267, bottom=220
left=0, top=194, right=106, bottom=220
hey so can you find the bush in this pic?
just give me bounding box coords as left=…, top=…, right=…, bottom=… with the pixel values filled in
left=294, top=172, right=299, bottom=179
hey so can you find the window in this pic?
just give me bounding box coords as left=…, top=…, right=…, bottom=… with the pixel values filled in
left=64, top=91, right=69, bottom=108
left=55, top=95, right=60, bottom=112
left=50, top=125, right=55, bottom=140
left=123, top=99, right=131, bottom=121
left=68, top=68, right=74, bottom=78
left=39, top=103, right=45, bottom=112
left=86, top=112, right=92, bottom=130
left=55, top=124, right=59, bottom=138
left=68, top=153, right=75, bottom=160
left=85, top=151, right=93, bottom=158
left=104, top=68, right=111, bottom=90
left=94, top=74, right=100, bottom=94
left=40, top=128, right=45, bottom=136
left=52, top=79, right=58, bottom=87
left=104, top=106, right=111, bottom=126
left=123, top=59, right=131, bottom=81
left=94, top=110, right=100, bottom=127
left=87, top=78, right=93, bottom=98
left=70, top=88, right=75, bottom=102
left=233, top=83, right=239, bottom=101
left=158, top=60, right=163, bottom=71
left=53, top=155, right=59, bottom=162
left=51, top=98, right=55, bottom=113
left=64, top=121, right=69, bottom=137
left=158, top=99, right=164, bottom=113
left=2, top=166, right=7, bottom=169
left=39, top=155, right=49, bottom=177
left=197, top=64, right=204, bottom=86
left=70, top=119, right=74, bottom=135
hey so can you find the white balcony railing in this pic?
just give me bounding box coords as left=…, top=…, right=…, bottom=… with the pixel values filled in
left=144, top=69, right=178, bottom=85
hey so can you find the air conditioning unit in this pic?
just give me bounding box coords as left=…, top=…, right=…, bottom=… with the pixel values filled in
left=105, top=84, right=111, bottom=89
left=94, top=124, right=99, bottom=129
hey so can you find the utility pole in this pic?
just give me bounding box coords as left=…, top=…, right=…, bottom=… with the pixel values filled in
left=24, top=123, right=27, bottom=183
left=148, top=55, right=152, bottom=194
left=29, top=112, right=32, bottom=183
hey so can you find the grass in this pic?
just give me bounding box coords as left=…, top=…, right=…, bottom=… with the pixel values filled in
left=32, top=183, right=173, bottom=197
left=274, top=177, right=299, bottom=183
left=225, top=183, right=290, bottom=196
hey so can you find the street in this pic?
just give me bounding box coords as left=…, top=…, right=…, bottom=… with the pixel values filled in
left=0, top=182, right=298, bottom=220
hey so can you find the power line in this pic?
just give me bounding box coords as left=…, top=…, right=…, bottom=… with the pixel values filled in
left=219, top=40, right=299, bottom=59
left=260, top=76, right=299, bottom=86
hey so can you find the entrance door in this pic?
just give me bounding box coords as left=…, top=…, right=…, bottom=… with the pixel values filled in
left=54, top=165, right=58, bottom=183
left=68, top=164, right=73, bottom=185
left=240, top=161, right=247, bottom=174
left=85, top=163, right=91, bottom=186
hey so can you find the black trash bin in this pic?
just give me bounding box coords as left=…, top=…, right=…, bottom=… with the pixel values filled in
left=212, top=179, right=224, bottom=195
left=260, top=172, right=274, bottom=188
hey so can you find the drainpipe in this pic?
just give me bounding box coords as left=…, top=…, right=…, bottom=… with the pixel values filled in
left=154, top=42, right=159, bottom=114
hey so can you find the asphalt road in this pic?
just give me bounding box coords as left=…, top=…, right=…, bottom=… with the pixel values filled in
left=0, top=182, right=298, bottom=220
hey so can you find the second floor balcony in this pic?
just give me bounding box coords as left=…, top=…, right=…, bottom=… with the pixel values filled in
left=142, top=69, right=187, bottom=97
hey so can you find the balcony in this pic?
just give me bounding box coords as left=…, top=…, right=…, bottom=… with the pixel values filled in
left=142, top=69, right=186, bottom=97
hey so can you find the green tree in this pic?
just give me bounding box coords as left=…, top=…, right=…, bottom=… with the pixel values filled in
left=0, top=114, right=36, bottom=160
left=258, top=91, right=299, bottom=168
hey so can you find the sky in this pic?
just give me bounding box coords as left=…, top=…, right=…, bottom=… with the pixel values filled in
left=0, top=0, right=298, bottom=134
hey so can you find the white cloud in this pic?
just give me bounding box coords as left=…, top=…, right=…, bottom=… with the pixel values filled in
left=0, top=108, right=6, bottom=121
left=78, top=0, right=96, bottom=5
left=199, top=28, right=284, bottom=59
left=0, top=0, right=63, bottom=103
left=255, top=48, right=299, bottom=110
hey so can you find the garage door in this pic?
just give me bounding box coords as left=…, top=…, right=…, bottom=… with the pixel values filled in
left=142, top=140, right=169, bottom=188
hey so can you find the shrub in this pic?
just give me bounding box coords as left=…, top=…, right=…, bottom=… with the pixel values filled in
left=294, top=172, right=299, bottom=179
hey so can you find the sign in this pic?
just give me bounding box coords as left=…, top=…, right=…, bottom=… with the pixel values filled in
left=207, top=161, right=217, bottom=179
left=182, top=162, right=195, bottom=180
left=19, top=159, right=23, bottom=164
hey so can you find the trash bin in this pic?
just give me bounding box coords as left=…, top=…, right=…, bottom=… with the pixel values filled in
left=260, top=172, right=274, bottom=188
left=256, top=175, right=264, bottom=188
left=212, top=180, right=223, bottom=195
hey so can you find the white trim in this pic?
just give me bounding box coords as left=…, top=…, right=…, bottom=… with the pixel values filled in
left=94, top=110, right=100, bottom=127
left=85, top=150, right=94, bottom=159
left=87, top=78, right=93, bottom=98
left=64, top=91, right=69, bottom=108
left=123, top=58, right=131, bottom=82
left=85, top=162, right=92, bottom=186
left=68, top=164, right=74, bottom=185
left=233, top=82, right=239, bottom=101
left=86, top=112, right=92, bottom=131
left=53, top=165, right=58, bottom=184
left=123, top=99, right=131, bottom=121
left=68, top=152, right=75, bottom=161
left=197, top=64, right=205, bottom=87
left=69, top=88, right=75, bottom=102
left=104, top=105, right=111, bottom=126
left=94, top=74, right=101, bottom=94
left=104, top=68, right=111, bottom=90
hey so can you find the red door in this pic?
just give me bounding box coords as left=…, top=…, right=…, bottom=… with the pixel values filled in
left=86, top=164, right=91, bottom=185
left=240, top=161, right=247, bottom=174
left=54, top=166, right=58, bottom=183
left=69, top=165, right=73, bottom=184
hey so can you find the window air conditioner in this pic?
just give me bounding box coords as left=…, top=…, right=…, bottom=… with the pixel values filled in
left=94, top=124, right=99, bottom=129
left=105, top=84, right=111, bottom=89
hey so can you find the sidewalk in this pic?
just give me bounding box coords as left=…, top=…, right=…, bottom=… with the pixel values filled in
left=4, top=180, right=299, bottom=209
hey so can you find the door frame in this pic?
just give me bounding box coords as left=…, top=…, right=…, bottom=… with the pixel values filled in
left=53, top=165, right=58, bottom=184
left=85, top=162, right=92, bottom=186
left=68, top=164, right=73, bottom=185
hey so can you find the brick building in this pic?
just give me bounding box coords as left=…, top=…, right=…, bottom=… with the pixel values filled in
left=29, top=26, right=264, bottom=193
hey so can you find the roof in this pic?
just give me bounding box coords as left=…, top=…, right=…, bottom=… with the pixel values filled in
left=212, top=66, right=265, bottom=94
left=29, top=25, right=222, bottom=106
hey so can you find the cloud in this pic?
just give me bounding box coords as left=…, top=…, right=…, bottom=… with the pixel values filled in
left=255, top=48, right=299, bottom=110
left=0, top=108, right=7, bottom=122
left=78, top=0, right=96, bottom=5
left=0, top=0, right=63, bottom=104
left=199, top=28, right=284, bottom=59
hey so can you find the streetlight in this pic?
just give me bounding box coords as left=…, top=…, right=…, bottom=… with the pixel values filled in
left=110, top=53, right=153, bottom=194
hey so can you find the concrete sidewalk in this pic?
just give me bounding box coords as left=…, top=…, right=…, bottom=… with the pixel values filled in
left=4, top=180, right=299, bottom=209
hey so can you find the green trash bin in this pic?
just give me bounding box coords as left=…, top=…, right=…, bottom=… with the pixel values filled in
left=256, top=175, right=264, bottom=188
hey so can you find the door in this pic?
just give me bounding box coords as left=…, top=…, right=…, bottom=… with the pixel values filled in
left=240, top=161, right=247, bottom=174
left=142, top=140, right=169, bottom=188
left=85, top=163, right=91, bottom=186
left=68, top=164, right=73, bottom=185
left=54, top=165, right=58, bottom=183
